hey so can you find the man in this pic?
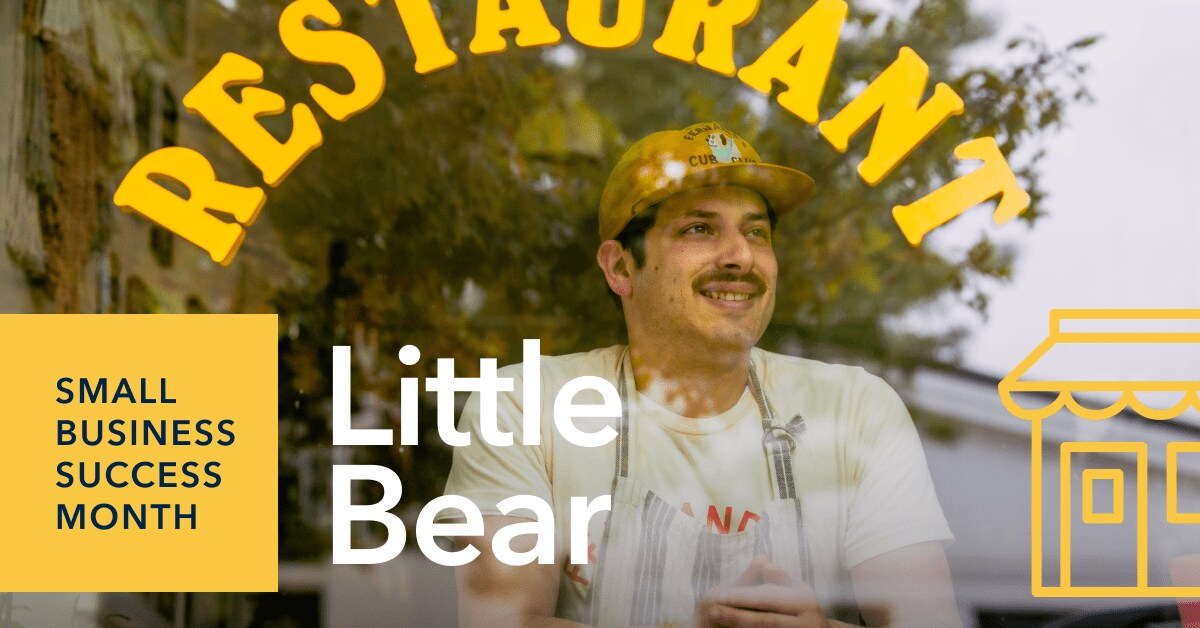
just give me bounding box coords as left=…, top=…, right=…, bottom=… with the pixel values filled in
left=444, top=123, right=961, bottom=627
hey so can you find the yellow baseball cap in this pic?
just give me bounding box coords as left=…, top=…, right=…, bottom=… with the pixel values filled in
left=598, top=122, right=815, bottom=241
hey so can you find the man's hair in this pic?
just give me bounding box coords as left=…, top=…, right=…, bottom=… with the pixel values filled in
left=605, top=193, right=778, bottom=309
left=615, top=204, right=661, bottom=270
left=606, top=204, right=660, bottom=309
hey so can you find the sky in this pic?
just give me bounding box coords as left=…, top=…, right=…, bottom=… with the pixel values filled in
left=928, top=0, right=1200, bottom=386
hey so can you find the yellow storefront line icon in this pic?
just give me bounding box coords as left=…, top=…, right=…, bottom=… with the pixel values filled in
left=1000, top=309, right=1200, bottom=598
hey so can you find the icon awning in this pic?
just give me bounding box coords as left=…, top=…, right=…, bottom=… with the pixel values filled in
left=999, top=310, right=1200, bottom=421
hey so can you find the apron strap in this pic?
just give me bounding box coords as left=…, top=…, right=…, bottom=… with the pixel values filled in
left=615, top=350, right=631, bottom=479
left=750, top=364, right=807, bottom=501
left=749, top=359, right=814, bottom=584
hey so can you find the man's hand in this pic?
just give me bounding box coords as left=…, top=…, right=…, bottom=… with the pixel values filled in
left=689, top=543, right=965, bottom=628
left=691, top=556, right=832, bottom=628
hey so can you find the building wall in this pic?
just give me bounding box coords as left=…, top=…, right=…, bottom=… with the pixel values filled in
left=0, top=0, right=292, bottom=317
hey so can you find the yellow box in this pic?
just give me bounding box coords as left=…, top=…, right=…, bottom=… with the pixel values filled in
left=0, top=315, right=278, bottom=591
left=1081, top=468, right=1124, bottom=524
left=1167, top=442, right=1200, bottom=524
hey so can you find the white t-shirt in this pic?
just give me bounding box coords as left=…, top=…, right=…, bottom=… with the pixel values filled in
left=631, top=388, right=774, bottom=534
left=441, top=345, right=952, bottom=617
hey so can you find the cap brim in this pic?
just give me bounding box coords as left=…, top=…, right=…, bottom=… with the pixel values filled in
left=631, top=162, right=815, bottom=227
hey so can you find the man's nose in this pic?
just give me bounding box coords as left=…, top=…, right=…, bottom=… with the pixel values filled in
left=717, top=230, right=754, bottom=270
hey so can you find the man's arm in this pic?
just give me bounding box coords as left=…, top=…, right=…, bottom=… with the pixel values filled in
left=454, top=515, right=584, bottom=628
left=456, top=517, right=723, bottom=628
left=839, top=372, right=960, bottom=626
left=850, top=542, right=962, bottom=628
left=454, top=525, right=962, bottom=628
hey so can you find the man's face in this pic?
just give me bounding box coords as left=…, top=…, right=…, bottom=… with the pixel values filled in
left=624, top=185, right=778, bottom=354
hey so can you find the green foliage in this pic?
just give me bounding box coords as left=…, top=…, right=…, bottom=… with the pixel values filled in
left=193, top=0, right=1096, bottom=558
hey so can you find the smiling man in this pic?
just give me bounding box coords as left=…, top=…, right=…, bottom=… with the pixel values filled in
left=445, top=123, right=962, bottom=627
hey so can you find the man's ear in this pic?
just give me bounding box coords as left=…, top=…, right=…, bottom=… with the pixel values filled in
left=597, top=240, right=633, bottom=298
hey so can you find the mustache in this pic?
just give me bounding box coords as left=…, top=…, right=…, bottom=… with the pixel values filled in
left=693, top=270, right=768, bottom=294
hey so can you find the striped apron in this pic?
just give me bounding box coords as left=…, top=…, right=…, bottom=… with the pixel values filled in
left=575, top=351, right=812, bottom=627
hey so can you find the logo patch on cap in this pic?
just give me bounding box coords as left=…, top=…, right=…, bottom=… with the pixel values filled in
left=705, top=132, right=743, bottom=164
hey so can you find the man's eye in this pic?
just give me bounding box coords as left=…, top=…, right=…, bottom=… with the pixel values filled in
left=683, top=224, right=711, bottom=235
left=746, top=227, right=771, bottom=240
